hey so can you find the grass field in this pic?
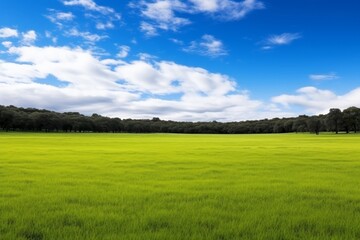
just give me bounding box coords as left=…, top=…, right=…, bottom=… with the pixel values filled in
left=1, top=133, right=360, bottom=239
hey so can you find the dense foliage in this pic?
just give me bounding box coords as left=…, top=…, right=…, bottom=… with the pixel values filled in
left=1, top=105, right=360, bottom=134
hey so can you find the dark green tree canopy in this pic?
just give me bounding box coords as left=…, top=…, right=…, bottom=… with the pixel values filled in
left=1, top=105, right=359, bottom=134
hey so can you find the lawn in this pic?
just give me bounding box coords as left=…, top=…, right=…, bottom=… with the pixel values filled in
left=0, top=133, right=360, bottom=239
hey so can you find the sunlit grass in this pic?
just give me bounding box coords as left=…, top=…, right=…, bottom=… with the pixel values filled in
left=1, top=133, right=360, bottom=239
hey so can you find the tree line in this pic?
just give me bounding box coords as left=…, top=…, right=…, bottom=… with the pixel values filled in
left=1, top=105, right=360, bottom=134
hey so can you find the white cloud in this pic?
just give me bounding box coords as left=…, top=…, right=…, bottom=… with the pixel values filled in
left=138, top=52, right=157, bottom=61
left=0, top=27, right=18, bottom=38
left=0, top=59, right=46, bottom=83
left=66, top=28, right=107, bottom=42
left=0, top=44, right=284, bottom=121
left=134, top=0, right=263, bottom=35
left=272, top=86, right=360, bottom=114
left=188, top=0, right=219, bottom=12
left=57, top=12, right=75, bottom=20
left=137, top=0, right=190, bottom=35
left=46, top=10, right=75, bottom=27
left=309, top=73, right=339, bottom=81
left=62, top=0, right=115, bottom=14
left=0, top=82, right=137, bottom=113
left=22, top=30, right=37, bottom=45
left=85, top=12, right=121, bottom=30
left=96, top=22, right=114, bottom=30
left=263, top=33, right=301, bottom=49
left=6, top=45, right=123, bottom=89
left=114, top=60, right=236, bottom=96
left=140, top=22, right=158, bottom=36
left=2, top=41, right=12, bottom=48
left=189, top=0, right=265, bottom=20
left=62, top=0, right=121, bottom=30
left=117, top=45, right=130, bottom=58
left=184, top=35, right=227, bottom=57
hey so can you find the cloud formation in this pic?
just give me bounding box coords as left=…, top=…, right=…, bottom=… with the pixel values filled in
left=184, top=35, right=227, bottom=57
left=117, top=45, right=130, bottom=58
left=272, top=87, right=360, bottom=114
left=66, top=28, right=107, bottom=42
left=61, top=0, right=121, bottom=31
left=62, top=0, right=115, bottom=14
left=135, top=0, right=264, bottom=36
left=46, top=10, right=75, bottom=27
left=0, top=28, right=18, bottom=38
left=189, top=0, right=265, bottom=20
left=0, top=44, right=277, bottom=121
left=1, top=38, right=357, bottom=121
left=137, top=0, right=190, bottom=35
left=21, top=30, right=37, bottom=45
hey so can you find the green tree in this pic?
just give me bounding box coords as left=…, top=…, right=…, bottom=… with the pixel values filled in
left=326, top=108, right=343, bottom=134
left=343, top=107, right=360, bottom=133
left=307, top=117, right=322, bottom=135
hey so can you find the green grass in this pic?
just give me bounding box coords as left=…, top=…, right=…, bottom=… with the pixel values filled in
left=1, top=133, right=360, bottom=239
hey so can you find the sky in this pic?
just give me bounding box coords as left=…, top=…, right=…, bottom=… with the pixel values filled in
left=0, top=0, right=359, bottom=121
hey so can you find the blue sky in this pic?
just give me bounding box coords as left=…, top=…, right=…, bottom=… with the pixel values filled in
left=0, top=0, right=359, bottom=121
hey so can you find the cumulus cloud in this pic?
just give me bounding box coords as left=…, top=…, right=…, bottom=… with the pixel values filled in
left=309, top=73, right=339, bottom=81
left=114, top=60, right=235, bottom=96
left=140, top=22, right=159, bottom=36
left=184, top=35, right=227, bottom=57
left=262, top=33, right=301, bottom=49
left=0, top=82, right=136, bottom=113
left=6, top=46, right=119, bottom=88
left=272, top=86, right=360, bottom=114
left=2, top=41, right=12, bottom=48
left=21, top=30, right=37, bottom=45
left=0, top=60, right=46, bottom=83
left=0, top=44, right=282, bottom=121
left=136, top=0, right=190, bottom=35
left=0, top=27, right=19, bottom=38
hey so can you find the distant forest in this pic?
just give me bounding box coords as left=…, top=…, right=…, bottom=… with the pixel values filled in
left=1, top=105, right=360, bottom=134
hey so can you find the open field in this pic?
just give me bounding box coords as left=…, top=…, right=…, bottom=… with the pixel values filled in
left=1, top=133, right=360, bottom=239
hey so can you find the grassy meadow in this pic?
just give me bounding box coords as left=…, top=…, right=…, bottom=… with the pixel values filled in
left=1, top=133, right=360, bottom=239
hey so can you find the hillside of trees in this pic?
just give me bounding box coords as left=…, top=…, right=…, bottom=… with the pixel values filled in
left=1, top=105, right=360, bottom=134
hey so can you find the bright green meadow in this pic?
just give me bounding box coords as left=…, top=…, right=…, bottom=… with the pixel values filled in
left=1, top=133, right=360, bottom=239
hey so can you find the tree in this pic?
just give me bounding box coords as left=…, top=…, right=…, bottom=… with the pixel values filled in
left=273, top=121, right=285, bottom=133
left=343, top=107, right=360, bottom=133
left=1, top=104, right=360, bottom=134
left=307, top=117, right=322, bottom=135
left=292, top=116, right=308, bottom=133
left=0, top=108, right=15, bottom=131
left=326, top=108, right=343, bottom=134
